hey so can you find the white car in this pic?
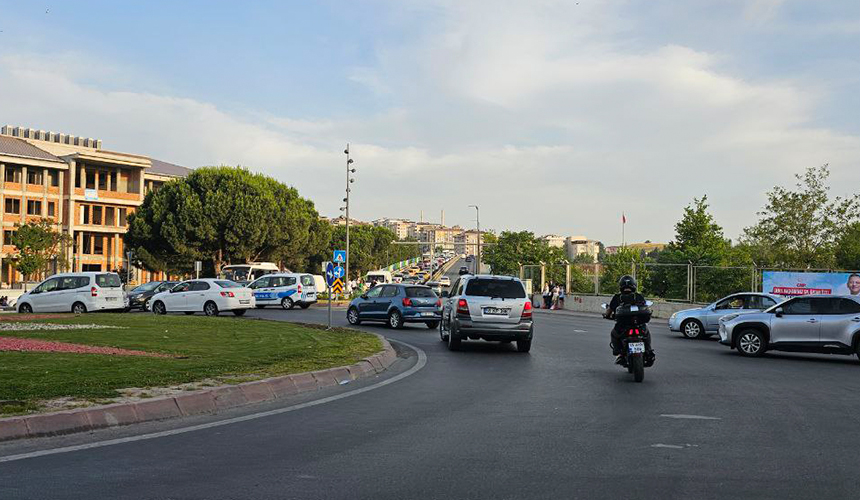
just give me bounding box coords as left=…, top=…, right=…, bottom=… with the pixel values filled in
left=247, top=273, right=318, bottom=310
left=17, top=272, right=126, bottom=314
left=438, top=276, right=451, bottom=287
left=149, top=279, right=255, bottom=316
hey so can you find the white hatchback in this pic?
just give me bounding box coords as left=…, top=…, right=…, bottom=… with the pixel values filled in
left=17, top=272, right=126, bottom=314
left=149, top=279, right=255, bottom=316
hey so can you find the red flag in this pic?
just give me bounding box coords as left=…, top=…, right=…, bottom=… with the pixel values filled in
left=622, top=213, right=627, bottom=224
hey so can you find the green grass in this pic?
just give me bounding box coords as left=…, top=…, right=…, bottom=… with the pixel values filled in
left=0, top=314, right=381, bottom=415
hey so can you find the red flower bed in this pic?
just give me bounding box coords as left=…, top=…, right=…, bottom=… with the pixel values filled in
left=0, top=336, right=170, bottom=357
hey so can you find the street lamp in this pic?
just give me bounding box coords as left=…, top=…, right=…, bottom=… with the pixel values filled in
left=468, top=205, right=480, bottom=274
left=343, top=144, right=356, bottom=288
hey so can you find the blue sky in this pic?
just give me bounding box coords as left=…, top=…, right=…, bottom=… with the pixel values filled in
left=1, top=0, right=859, bottom=245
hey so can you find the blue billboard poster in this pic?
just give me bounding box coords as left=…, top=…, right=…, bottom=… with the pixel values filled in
left=762, top=271, right=860, bottom=297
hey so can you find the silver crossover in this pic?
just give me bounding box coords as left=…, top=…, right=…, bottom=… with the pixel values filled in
left=668, top=293, right=783, bottom=339
left=719, top=295, right=860, bottom=359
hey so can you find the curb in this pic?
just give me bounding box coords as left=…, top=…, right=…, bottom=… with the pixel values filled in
left=0, top=334, right=399, bottom=443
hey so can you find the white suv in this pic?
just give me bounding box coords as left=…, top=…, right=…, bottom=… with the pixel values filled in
left=17, top=272, right=126, bottom=314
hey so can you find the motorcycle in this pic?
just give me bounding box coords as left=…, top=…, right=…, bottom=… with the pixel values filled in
left=601, top=300, right=655, bottom=383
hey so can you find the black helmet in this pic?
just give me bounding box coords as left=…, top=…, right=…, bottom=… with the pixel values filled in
left=618, top=275, right=637, bottom=293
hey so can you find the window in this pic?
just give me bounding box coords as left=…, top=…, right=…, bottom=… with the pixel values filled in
left=215, top=280, right=241, bottom=288
left=26, top=200, right=42, bottom=216
left=172, top=282, right=192, bottom=293
left=109, top=171, right=117, bottom=191
left=86, top=170, right=95, bottom=189
left=98, top=171, right=107, bottom=190
left=829, top=298, right=860, bottom=315
left=270, top=276, right=296, bottom=287
left=34, top=278, right=60, bottom=294
left=48, top=170, right=59, bottom=187
left=157, top=282, right=177, bottom=292
left=464, top=278, right=526, bottom=299
left=83, top=235, right=92, bottom=254
left=365, top=287, right=383, bottom=298
left=381, top=285, right=398, bottom=298
left=82, top=264, right=102, bottom=272
left=406, top=286, right=436, bottom=298
left=748, top=295, right=777, bottom=310
left=716, top=296, right=744, bottom=310
left=4, top=167, right=20, bottom=183
left=75, top=166, right=82, bottom=188
left=92, top=206, right=102, bottom=225
left=105, top=207, right=115, bottom=226
left=781, top=298, right=816, bottom=315
left=47, top=202, right=55, bottom=217
left=58, top=276, right=88, bottom=290
left=3, top=230, right=15, bottom=246
left=190, top=281, right=211, bottom=291
left=5, top=198, right=20, bottom=214
left=82, top=205, right=90, bottom=224
left=249, top=277, right=270, bottom=289
left=93, top=235, right=104, bottom=255
left=301, top=275, right=315, bottom=286
left=96, top=274, right=122, bottom=288
left=119, top=208, right=127, bottom=227
left=27, top=168, right=43, bottom=185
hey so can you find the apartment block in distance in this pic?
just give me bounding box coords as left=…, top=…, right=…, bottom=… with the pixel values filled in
left=0, top=125, right=190, bottom=286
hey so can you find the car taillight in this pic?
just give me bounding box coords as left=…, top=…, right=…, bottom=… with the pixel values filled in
left=91, top=287, right=98, bottom=297
left=521, top=301, right=532, bottom=320
left=457, top=298, right=470, bottom=316
left=436, top=299, right=442, bottom=307
left=220, top=291, right=235, bottom=298
left=402, top=297, right=413, bottom=307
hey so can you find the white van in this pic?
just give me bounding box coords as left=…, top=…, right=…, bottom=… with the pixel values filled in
left=219, top=262, right=281, bottom=284
left=247, top=273, right=318, bottom=310
left=16, top=272, right=126, bottom=314
left=364, top=271, right=392, bottom=287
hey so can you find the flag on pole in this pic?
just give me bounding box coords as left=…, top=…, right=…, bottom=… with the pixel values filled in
left=622, top=213, right=627, bottom=224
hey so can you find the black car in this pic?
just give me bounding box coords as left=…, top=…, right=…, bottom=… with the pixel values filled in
left=458, top=266, right=470, bottom=275
left=126, top=281, right=178, bottom=311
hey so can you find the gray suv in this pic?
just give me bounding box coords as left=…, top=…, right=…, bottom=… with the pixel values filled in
left=440, top=274, right=534, bottom=352
left=669, top=293, right=783, bottom=339
left=719, top=295, right=860, bottom=359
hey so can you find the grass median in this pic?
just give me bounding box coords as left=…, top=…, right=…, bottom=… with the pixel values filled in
left=0, top=314, right=382, bottom=415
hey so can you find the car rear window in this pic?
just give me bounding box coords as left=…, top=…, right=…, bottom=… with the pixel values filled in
left=465, top=278, right=526, bottom=299
left=96, top=274, right=122, bottom=288
left=406, top=287, right=436, bottom=298
left=216, top=280, right=242, bottom=288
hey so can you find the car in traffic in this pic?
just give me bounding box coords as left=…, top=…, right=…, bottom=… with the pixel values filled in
left=150, top=279, right=255, bottom=316
left=125, top=281, right=179, bottom=311
left=669, top=292, right=783, bottom=339
left=719, top=295, right=860, bottom=359
left=438, top=276, right=451, bottom=287
left=440, top=274, right=533, bottom=352
left=17, top=272, right=127, bottom=314
left=346, top=284, right=441, bottom=329
left=247, top=273, right=317, bottom=309
left=458, top=266, right=470, bottom=275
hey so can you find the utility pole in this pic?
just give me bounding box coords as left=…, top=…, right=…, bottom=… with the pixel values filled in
left=342, top=144, right=355, bottom=289
left=469, top=205, right=480, bottom=274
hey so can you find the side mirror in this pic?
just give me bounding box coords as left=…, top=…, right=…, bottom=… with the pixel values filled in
left=441, top=291, right=450, bottom=298
left=360, top=294, right=368, bottom=300
left=645, top=300, right=653, bottom=307
left=774, top=307, right=784, bottom=317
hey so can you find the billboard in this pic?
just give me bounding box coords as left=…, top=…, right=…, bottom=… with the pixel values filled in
left=762, top=271, right=860, bottom=297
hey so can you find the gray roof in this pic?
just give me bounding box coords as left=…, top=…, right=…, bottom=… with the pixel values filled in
left=150, top=158, right=192, bottom=177
left=0, top=136, right=63, bottom=162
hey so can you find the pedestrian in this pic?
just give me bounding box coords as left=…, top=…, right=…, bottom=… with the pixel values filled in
left=551, top=284, right=559, bottom=310
left=558, top=286, right=565, bottom=310
left=543, top=283, right=551, bottom=309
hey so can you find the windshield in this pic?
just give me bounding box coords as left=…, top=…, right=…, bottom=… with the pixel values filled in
left=405, top=286, right=436, bottom=298
left=132, top=281, right=162, bottom=293
left=465, top=278, right=526, bottom=299
left=221, top=266, right=251, bottom=281
left=96, top=274, right=122, bottom=288
left=216, top=280, right=242, bottom=288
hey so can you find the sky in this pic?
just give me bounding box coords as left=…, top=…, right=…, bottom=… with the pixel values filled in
left=0, top=0, right=859, bottom=245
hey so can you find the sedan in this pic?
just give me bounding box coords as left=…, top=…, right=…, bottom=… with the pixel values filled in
left=346, top=284, right=441, bottom=329
left=669, top=292, right=783, bottom=339
left=150, top=279, right=255, bottom=316
left=125, top=281, right=178, bottom=311
left=438, top=276, right=451, bottom=287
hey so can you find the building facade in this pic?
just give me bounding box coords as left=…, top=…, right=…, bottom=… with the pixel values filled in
left=565, top=237, right=600, bottom=262
left=0, top=126, right=190, bottom=287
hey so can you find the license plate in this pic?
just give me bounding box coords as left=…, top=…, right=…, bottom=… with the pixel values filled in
left=628, top=342, right=645, bottom=354
left=630, top=305, right=639, bottom=312
left=239, top=300, right=250, bottom=304
left=105, top=297, right=117, bottom=301
left=483, top=307, right=509, bottom=316
left=421, top=312, right=435, bottom=317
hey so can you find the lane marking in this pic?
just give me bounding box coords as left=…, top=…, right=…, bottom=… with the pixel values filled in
left=573, top=329, right=587, bottom=333
left=0, top=339, right=427, bottom=464
left=660, top=414, right=721, bottom=420
left=651, top=444, right=685, bottom=449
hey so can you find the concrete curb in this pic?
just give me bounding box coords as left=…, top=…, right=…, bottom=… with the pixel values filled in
left=0, top=334, right=398, bottom=442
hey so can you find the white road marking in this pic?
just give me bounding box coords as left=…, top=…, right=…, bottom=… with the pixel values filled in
left=0, top=339, right=427, bottom=464
left=573, top=329, right=587, bottom=333
left=660, top=414, right=721, bottom=420
left=651, top=444, right=685, bottom=449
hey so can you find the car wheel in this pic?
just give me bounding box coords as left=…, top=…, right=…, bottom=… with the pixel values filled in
left=204, top=301, right=219, bottom=317
left=447, top=323, right=461, bottom=350
left=232, top=309, right=247, bottom=316
left=281, top=297, right=295, bottom=310
left=299, top=303, right=311, bottom=309
left=347, top=307, right=361, bottom=325
left=426, top=321, right=439, bottom=329
left=516, top=338, right=532, bottom=353
left=152, top=301, right=167, bottom=315
left=18, top=303, right=32, bottom=314
left=736, top=329, right=766, bottom=357
left=184, top=311, right=195, bottom=316
left=681, top=319, right=705, bottom=339
left=439, top=316, right=449, bottom=341
left=388, top=310, right=403, bottom=329
left=71, top=302, right=87, bottom=314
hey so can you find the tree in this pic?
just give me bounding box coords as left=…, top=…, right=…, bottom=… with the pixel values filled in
left=481, top=230, right=589, bottom=289
left=600, top=247, right=649, bottom=294
left=10, top=219, right=70, bottom=280
left=835, top=222, right=860, bottom=271
left=742, top=165, right=860, bottom=268
left=328, top=225, right=419, bottom=280
left=125, top=167, right=324, bottom=276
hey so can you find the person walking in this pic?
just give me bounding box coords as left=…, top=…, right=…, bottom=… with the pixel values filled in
left=551, top=284, right=560, bottom=310
left=543, top=283, right=551, bottom=309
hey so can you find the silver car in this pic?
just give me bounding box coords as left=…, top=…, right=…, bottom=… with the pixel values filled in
left=669, top=292, right=783, bottom=339
left=440, top=274, right=534, bottom=352
left=719, top=295, right=860, bottom=359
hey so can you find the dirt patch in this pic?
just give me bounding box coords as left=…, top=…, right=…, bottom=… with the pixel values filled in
left=0, top=314, right=75, bottom=322
left=0, top=336, right=172, bottom=357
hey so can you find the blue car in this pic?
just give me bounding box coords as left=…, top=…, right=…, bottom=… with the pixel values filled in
left=347, top=284, right=441, bottom=329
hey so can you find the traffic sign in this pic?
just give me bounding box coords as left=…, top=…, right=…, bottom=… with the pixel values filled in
left=333, top=265, right=345, bottom=279
left=333, top=250, right=346, bottom=263
left=331, top=278, right=344, bottom=294
left=325, top=262, right=337, bottom=287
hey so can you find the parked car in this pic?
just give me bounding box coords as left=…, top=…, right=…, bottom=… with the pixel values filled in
left=719, top=295, right=860, bottom=359
left=150, top=279, right=254, bottom=316
left=17, top=272, right=126, bottom=314
left=440, top=274, right=533, bottom=352
left=218, top=262, right=281, bottom=285
left=346, top=284, right=441, bottom=329
left=247, top=273, right=317, bottom=310
left=126, top=281, right=178, bottom=311
left=669, top=293, right=783, bottom=339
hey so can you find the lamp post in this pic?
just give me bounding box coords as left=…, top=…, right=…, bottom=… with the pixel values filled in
left=469, top=205, right=480, bottom=274
left=341, top=144, right=356, bottom=290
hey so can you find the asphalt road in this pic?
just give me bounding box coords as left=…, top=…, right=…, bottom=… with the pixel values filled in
left=3, top=262, right=860, bottom=499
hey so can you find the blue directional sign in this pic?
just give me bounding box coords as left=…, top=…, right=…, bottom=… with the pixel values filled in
left=325, top=262, right=337, bottom=287
left=333, top=265, right=345, bottom=279
left=333, top=250, right=346, bottom=263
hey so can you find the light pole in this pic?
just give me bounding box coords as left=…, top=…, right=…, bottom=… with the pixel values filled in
left=469, top=205, right=480, bottom=274
left=341, top=144, right=356, bottom=290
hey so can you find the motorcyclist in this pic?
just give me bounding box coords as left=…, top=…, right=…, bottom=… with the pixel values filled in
left=603, top=275, right=653, bottom=364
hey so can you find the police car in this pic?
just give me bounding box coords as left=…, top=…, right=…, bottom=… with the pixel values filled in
left=247, top=273, right=318, bottom=310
